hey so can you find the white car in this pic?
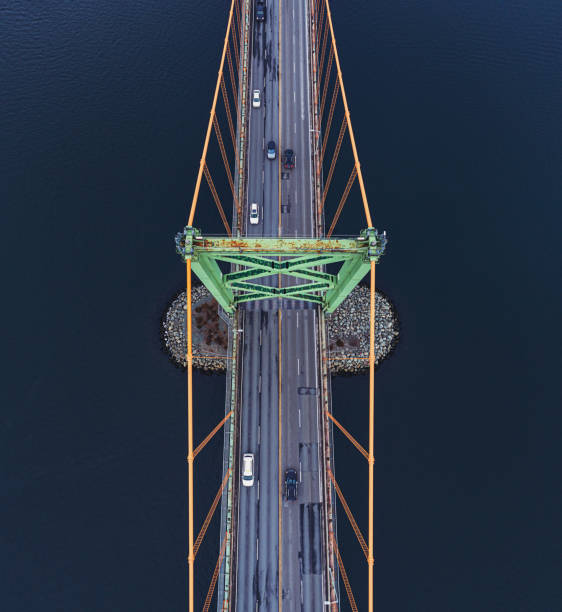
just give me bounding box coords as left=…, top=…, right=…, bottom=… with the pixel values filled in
left=250, top=202, right=259, bottom=225
left=252, top=89, right=261, bottom=108
left=242, top=453, right=254, bottom=487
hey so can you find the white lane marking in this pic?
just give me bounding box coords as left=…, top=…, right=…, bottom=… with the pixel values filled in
left=298, top=408, right=301, bottom=428
left=262, top=168, right=265, bottom=184
left=257, top=480, right=260, bottom=500
left=299, top=461, right=302, bottom=482
left=297, top=357, right=300, bottom=375
left=294, top=123, right=297, bottom=133
left=256, top=537, right=259, bottom=559
left=299, top=22, right=306, bottom=123
left=296, top=312, right=299, bottom=328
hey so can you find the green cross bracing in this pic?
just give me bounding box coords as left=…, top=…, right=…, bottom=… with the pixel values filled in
left=175, top=226, right=387, bottom=313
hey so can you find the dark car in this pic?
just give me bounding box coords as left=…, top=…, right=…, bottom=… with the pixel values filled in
left=282, top=148, right=295, bottom=169
left=285, top=468, right=298, bottom=501
left=255, top=1, right=265, bottom=22
left=267, top=140, right=276, bottom=160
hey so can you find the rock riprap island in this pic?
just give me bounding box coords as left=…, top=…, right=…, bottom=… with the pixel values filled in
left=162, top=285, right=399, bottom=375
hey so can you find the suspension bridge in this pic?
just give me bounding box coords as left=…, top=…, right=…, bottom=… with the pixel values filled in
left=175, top=0, right=387, bottom=609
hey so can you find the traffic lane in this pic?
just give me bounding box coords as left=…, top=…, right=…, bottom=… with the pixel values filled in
left=263, top=0, right=279, bottom=239
left=281, top=0, right=313, bottom=238
left=291, top=310, right=324, bottom=611
left=280, top=310, right=305, bottom=611
left=235, top=10, right=263, bottom=607
left=280, top=309, right=324, bottom=611
left=236, top=312, right=261, bottom=609
left=256, top=311, right=280, bottom=611
left=236, top=6, right=280, bottom=612
left=247, top=16, right=266, bottom=239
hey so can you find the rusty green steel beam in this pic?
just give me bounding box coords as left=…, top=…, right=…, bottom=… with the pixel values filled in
left=175, top=226, right=387, bottom=313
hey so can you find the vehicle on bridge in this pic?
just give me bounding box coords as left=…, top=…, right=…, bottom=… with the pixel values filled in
left=284, top=468, right=298, bottom=501
left=242, top=453, right=254, bottom=487
left=282, top=148, right=295, bottom=169
left=267, top=140, right=276, bottom=160
left=252, top=89, right=261, bottom=108
left=249, top=203, right=259, bottom=225
left=255, top=0, right=265, bottom=22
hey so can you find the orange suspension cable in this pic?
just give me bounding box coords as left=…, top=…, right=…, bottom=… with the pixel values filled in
left=319, top=47, right=334, bottom=120
left=331, top=532, right=358, bottom=612
left=220, top=76, right=238, bottom=156
left=230, top=15, right=240, bottom=69
left=320, top=117, right=346, bottom=213
left=325, top=0, right=373, bottom=228
left=233, top=0, right=240, bottom=43
left=368, top=262, right=376, bottom=611
left=202, top=529, right=229, bottom=612
left=188, top=0, right=236, bottom=226
left=327, top=468, right=368, bottom=559
left=321, top=80, right=340, bottom=163
left=318, top=0, right=326, bottom=45
left=325, top=411, right=368, bottom=460
left=226, top=45, right=238, bottom=115
left=203, top=163, right=232, bottom=236
left=186, top=262, right=194, bottom=612
left=193, top=468, right=231, bottom=558
left=318, top=15, right=330, bottom=86
left=327, top=165, right=357, bottom=237
left=193, top=410, right=234, bottom=459
left=212, top=115, right=240, bottom=219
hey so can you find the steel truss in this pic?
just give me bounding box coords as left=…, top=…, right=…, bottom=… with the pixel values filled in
left=176, top=226, right=387, bottom=313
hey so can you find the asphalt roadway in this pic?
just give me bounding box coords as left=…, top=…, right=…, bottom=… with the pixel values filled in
left=234, top=1, right=325, bottom=610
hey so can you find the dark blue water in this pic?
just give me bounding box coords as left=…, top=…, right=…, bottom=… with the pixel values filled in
left=1, top=1, right=561, bottom=610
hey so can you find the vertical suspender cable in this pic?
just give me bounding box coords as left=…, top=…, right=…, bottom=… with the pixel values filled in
left=368, top=261, right=376, bottom=611
left=186, top=261, right=194, bottom=612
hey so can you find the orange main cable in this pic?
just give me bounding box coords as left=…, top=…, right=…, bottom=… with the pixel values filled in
left=188, top=0, right=237, bottom=226
left=186, top=262, right=194, bottom=612
left=368, top=261, right=376, bottom=612
left=324, top=0, right=373, bottom=228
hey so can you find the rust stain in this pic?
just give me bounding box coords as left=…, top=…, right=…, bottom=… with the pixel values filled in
left=193, top=237, right=364, bottom=253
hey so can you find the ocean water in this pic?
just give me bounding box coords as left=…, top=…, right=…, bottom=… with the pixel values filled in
left=1, top=1, right=561, bottom=610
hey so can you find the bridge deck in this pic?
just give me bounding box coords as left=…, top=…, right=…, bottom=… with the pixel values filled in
left=218, top=0, right=337, bottom=610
